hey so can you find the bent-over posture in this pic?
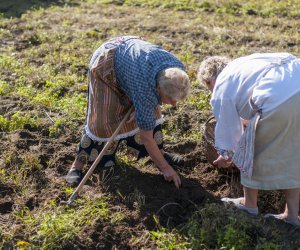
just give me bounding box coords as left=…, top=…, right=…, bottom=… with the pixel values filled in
left=198, top=53, right=300, bottom=226
left=66, top=35, right=190, bottom=189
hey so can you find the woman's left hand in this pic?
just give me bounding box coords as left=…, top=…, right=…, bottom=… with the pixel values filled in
left=213, top=155, right=232, bottom=168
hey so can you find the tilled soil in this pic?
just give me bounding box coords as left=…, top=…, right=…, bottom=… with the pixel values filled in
left=1, top=95, right=299, bottom=249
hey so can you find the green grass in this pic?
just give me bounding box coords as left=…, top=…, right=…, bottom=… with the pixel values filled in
left=0, top=112, right=39, bottom=132
left=1, top=196, right=110, bottom=250
left=99, top=0, right=300, bottom=18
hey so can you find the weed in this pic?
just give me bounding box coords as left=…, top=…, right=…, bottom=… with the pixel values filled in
left=186, top=90, right=211, bottom=111
left=16, top=240, right=30, bottom=248
left=64, top=186, right=73, bottom=196
left=21, top=153, right=41, bottom=172
left=151, top=215, right=189, bottom=250
left=218, top=216, right=252, bottom=249
left=127, top=188, right=146, bottom=208
left=186, top=203, right=283, bottom=250
left=0, top=112, right=38, bottom=132
left=7, top=196, right=110, bottom=250
left=110, top=212, right=126, bottom=224
left=0, top=150, right=41, bottom=196
left=49, top=118, right=66, bottom=137
left=0, top=80, right=10, bottom=95
left=0, top=53, right=15, bottom=69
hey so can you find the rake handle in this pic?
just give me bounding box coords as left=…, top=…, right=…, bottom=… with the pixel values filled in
left=67, top=106, right=134, bottom=204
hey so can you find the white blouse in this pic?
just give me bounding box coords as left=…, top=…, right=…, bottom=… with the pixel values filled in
left=211, top=52, right=300, bottom=153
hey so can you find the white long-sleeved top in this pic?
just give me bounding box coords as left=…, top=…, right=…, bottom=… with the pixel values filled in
left=211, top=52, right=300, bottom=153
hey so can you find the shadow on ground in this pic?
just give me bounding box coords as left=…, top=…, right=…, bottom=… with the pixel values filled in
left=90, top=163, right=218, bottom=229
left=0, top=0, right=77, bottom=18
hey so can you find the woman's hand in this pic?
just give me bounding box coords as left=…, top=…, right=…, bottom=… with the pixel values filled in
left=161, top=165, right=181, bottom=189
left=213, top=155, right=232, bottom=168
left=139, top=129, right=181, bottom=188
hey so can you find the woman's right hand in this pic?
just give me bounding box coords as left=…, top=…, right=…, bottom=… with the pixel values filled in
left=161, top=165, right=181, bottom=189
left=139, top=129, right=181, bottom=189
left=213, top=155, right=232, bottom=168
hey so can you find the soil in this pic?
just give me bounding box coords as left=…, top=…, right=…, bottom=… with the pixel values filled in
left=1, top=95, right=299, bottom=249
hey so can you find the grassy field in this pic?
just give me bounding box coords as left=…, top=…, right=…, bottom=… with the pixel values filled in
left=1, top=0, right=300, bottom=249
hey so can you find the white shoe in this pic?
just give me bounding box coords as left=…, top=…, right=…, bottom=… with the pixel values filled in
left=221, top=197, right=258, bottom=216
left=264, top=213, right=300, bottom=227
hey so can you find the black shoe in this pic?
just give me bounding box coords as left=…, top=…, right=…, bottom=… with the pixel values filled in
left=65, top=169, right=83, bottom=185
left=163, top=152, right=184, bottom=167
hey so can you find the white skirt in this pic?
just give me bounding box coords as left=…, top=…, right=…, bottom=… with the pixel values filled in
left=241, top=91, right=300, bottom=190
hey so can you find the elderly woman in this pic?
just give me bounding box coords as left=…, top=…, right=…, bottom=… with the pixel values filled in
left=66, top=36, right=190, bottom=189
left=198, top=53, right=300, bottom=226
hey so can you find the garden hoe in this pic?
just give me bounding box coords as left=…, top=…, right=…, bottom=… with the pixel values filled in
left=62, top=106, right=134, bottom=206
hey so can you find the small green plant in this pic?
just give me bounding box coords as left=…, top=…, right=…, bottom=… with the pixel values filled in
left=0, top=80, right=10, bottom=95
left=186, top=90, right=211, bottom=111
left=218, top=217, right=252, bottom=250
left=110, top=212, right=126, bottom=224
left=0, top=112, right=38, bottom=132
left=64, top=186, right=73, bottom=196
left=151, top=215, right=189, bottom=250
left=16, top=240, right=31, bottom=249
left=0, top=115, right=9, bottom=131
left=186, top=203, right=282, bottom=250
left=48, top=118, right=65, bottom=137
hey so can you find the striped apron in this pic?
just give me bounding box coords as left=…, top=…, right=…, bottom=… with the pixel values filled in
left=85, top=36, right=162, bottom=142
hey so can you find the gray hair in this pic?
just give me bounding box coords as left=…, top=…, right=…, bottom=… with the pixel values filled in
left=197, top=56, right=231, bottom=87
left=157, top=68, right=190, bottom=100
